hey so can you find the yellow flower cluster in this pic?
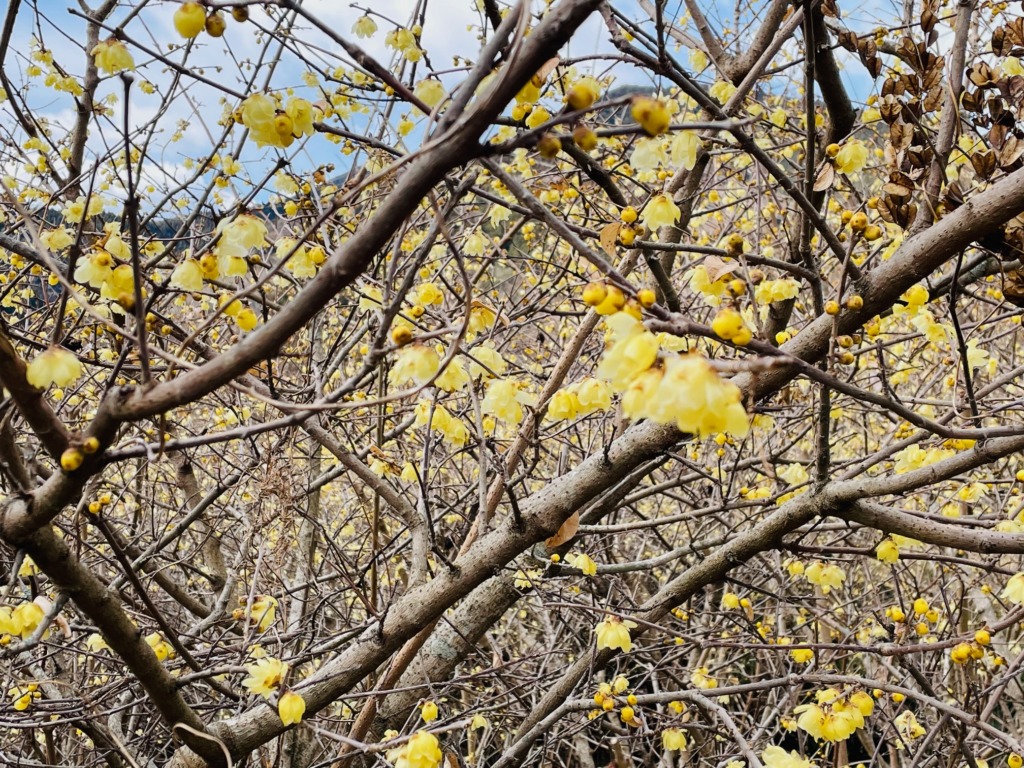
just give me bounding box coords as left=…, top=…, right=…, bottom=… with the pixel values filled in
left=9, top=684, right=40, bottom=711
left=597, top=312, right=747, bottom=437
left=834, top=140, right=868, bottom=174
left=0, top=601, right=45, bottom=641
left=762, top=745, right=815, bottom=768
left=805, top=561, right=845, bottom=594
left=755, top=278, right=801, bottom=305
left=26, top=346, right=82, bottom=389
left=546, top=378, right=612, bottom=421
left=392, top=344, right=441, bottom=386
left=414, top=401, right=470, bottom=447
left=794, top=688, right=874, bottom=742
left=92, top=38, right=134, bottom=74
left=892, top=444, right=955, bottom=474
left=482, top=378, right=536, bottom=424
left=240, top=93, right=316, bottom=149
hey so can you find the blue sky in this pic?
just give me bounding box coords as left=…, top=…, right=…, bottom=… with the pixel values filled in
left=3, top=0, right=885, bottom=209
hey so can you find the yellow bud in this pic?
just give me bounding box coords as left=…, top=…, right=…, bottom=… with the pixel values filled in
left=173, top=2, right=207, bottom=39
left=621, top=206, right=638, bottom=224
left=537, top=134, right=562, bottom=158
left=825, top=300, right=840, bottom=316
left=205, top=11, right=227, bottom=37
left=573, top=124, right=598, bottom=151
left=582, top=282, right=608, bottom=307
left=391, top=326, right=414, bottom=346
left=61, top=448, right=85, bottom=472
left=637, top=288, right=656, bottom=308
left=82, top=436, right=101, bottom=454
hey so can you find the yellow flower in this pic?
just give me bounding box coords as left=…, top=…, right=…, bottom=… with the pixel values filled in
left=595, top=615, right=638, bottom=653
left=1001, top=573, right=1024, bottom=604
left=569, top=552, right=597, bottom=576
left=240, top=93, right=296, bottom=148
left=834, top=141, right=868, bottom=174
left=285, top=97, right=316, bottom=137
left=805, top=562, right=845, bottom=594
left=559, top=75, right=599, bottom=111
left=435, top=358, right=469, bottom=392
left=415, top=282, right=444, bottom=306
left=790, top=647, right=815, bottom=664
left=243, top=657, right=288, bottom=698
left=620, top=353, right=749, bottom=438
left=9, top=684, right=39, bottom=711
left=85, top=633, right=109, bottom=653
left=173, top=2, right=207, bottom=39
left=26, top=346, right=82, bottom=389
left=41, top=227, right=75, bottom=250
left=755, top=279, right=801, bottom=305
left=248, top=595, right=278, bottom=632
left=468, top=343, right=507, bottom=378
left=596, top=312, right=660, bottom=390
left=414, top=79, right=447, bottom=109
left=709, top=80, right=737, bottom=103
left=387, top=730, right=443, bottom=768
left=630, top=96, right=670, bottom=136
left=875, top=538, right=900, bottom=564
left=688, top=667, right=716, bottom=689
left=671, top=131, right=700, bottom=171
left=894, top=710, right=925, bottom=741
left=641, top=194, right=681, bottom=231
left=145, top=632, right=175, bottom=661
left=576, top=378, right=611, bottom=413
left=548, top=389, right=580, bottom=420
left=74, top=251, right=113, bottom=288
left=468, top=301, right=497, bottom=334
left=482, top=378, right=534, bottom=423
left=352, top=15, right=378, bottom=38
left=722, top=592, right=740, bottom=609
left=92, top=38, right=134, bottom=74
left=392, top=344, right=441, bottom=386
left=12, top=601, right=44, bottom=639
left=663, top=728, right=687, bottom=751
left=762, top=745, right=815, bottom=768
left=385, top=27, right=417, bottom=52
left=170, top=259, right=204, bottom=291
left=235, top=308, right=259, bottom=331
left=278, top=691, right=306, bottom=725
left=420, top=700, right=438, bottom=722
left=219, top=214, right=268, bottom=251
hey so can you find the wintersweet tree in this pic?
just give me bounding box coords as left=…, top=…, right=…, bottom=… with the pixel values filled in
left=5, top=0, right=1024, bottom=767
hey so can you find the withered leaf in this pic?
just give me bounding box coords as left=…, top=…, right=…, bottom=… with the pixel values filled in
left=813, top=162, right=836, bottom=192
left=703, top=255, right=738, bottom=282
left=599, top=222, right=622, bottom=256
left=546, top=511, right=579, bottom=548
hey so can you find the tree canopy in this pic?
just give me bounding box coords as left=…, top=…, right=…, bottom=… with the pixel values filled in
left=4, top=1, right=1024, bottom=768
